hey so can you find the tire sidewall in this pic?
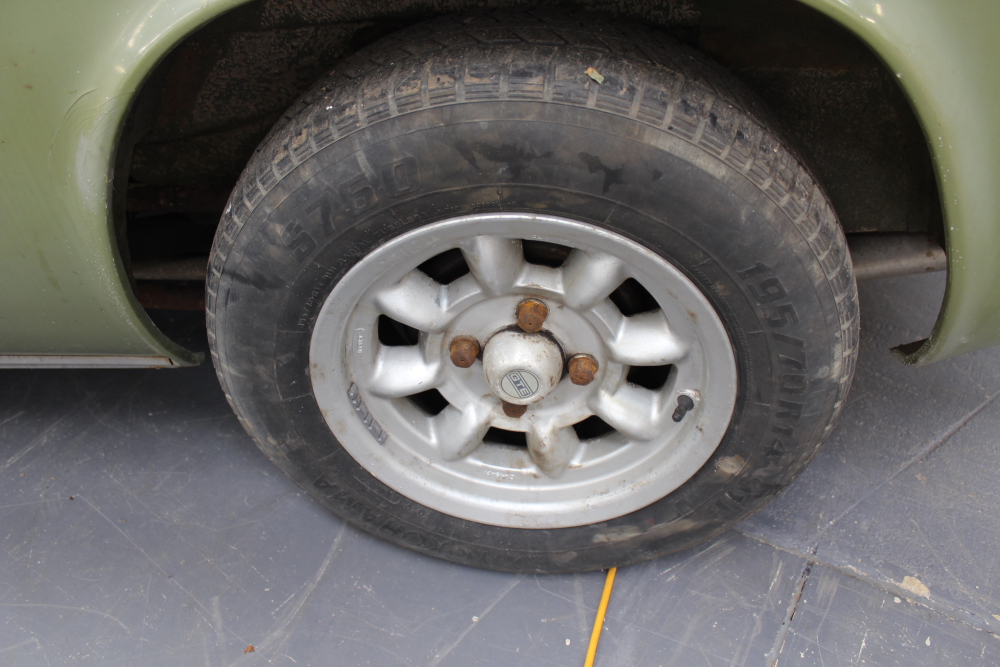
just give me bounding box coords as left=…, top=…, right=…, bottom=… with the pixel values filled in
left=213, top=101, right=843, bottom=572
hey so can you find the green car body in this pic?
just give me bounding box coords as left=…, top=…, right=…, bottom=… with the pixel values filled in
left=0, top=0, right=997, bottom=368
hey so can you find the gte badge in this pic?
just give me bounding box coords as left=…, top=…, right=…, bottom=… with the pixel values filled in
left=501, top=370, right=540, bottom=399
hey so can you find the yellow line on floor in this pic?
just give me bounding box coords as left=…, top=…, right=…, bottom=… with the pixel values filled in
left=584, top=567, right=618, bottom=667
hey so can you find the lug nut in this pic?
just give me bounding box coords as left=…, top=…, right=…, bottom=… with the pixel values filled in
left=567, top=354, right=599, bottom=386
left=516, top=298, right=548, bottom=333
left=502, top=401, right=528, bottom=418
left=449, top=336, right=480, bottom=368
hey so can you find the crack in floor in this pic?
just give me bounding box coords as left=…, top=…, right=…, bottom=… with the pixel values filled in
left=737, top=529, right=1000, bottom=641
left=765, top=547, right=816, bottom=666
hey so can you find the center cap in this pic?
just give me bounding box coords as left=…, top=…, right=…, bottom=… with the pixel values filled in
left=482, top=330, right=564, bottom=405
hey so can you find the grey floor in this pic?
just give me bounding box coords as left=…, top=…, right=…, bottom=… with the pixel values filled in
left=3, top=271, right=1000, bottom=666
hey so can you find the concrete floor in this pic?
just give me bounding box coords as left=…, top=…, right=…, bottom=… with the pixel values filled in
left=3, top=270, right=1000, bottom=666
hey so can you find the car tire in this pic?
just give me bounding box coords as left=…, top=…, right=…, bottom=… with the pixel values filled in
left=207, top=9, right=858, bottom=573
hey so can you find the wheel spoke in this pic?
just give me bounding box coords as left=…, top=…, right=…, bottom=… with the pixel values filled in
left=432, top=401, right=492, bottom=461
left=460, top=236, right=525, bottom=295
left=526, top=420, right=581, bottom=478
left=606, top=310, right=688, bottom=366
left=374, top=270, right=453, bottom=332
left=561, top=249, right=626, bottom=310
left=590, top=384, right=665, bottom=441
left=368, top=344, right=441, bottom=398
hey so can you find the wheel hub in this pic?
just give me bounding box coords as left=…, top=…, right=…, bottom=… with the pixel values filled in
left=482, top=329, right=564, bottom=405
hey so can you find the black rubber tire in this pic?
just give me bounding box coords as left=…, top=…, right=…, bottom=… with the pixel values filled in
left=207, top=9, right=858, bottom=573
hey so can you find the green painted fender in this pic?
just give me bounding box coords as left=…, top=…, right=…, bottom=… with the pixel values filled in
left=0, top=0, right=996, bottom=366
left=0, top=0, right=245, bottom=366
left=799, top=0, right=1000, bottom=363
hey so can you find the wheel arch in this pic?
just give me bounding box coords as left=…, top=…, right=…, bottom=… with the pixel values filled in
left=110, top=0, right=999, bottom=366
left=0, top=0, right=251, bottom=365
left=796, top=0, right=1000, bottom=364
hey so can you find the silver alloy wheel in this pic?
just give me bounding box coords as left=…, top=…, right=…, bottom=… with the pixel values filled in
left=309, top=213, right=738, bottom=529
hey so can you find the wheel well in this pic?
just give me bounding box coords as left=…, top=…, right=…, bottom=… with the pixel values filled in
left=118, top=0, right=942, bottom=311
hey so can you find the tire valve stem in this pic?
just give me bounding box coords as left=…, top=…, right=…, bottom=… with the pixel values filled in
left=672, top=394, right=695, bottom=422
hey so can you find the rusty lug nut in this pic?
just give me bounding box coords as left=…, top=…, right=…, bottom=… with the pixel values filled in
left=516, top=298, right=548, bottom=333
left=672, top=394, right=695, bottom=422
left=502, top=401, right=528, bottom=418
left=567, top=354, right=599, bottom=386
left=449, top=336, right=481, bottom=368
